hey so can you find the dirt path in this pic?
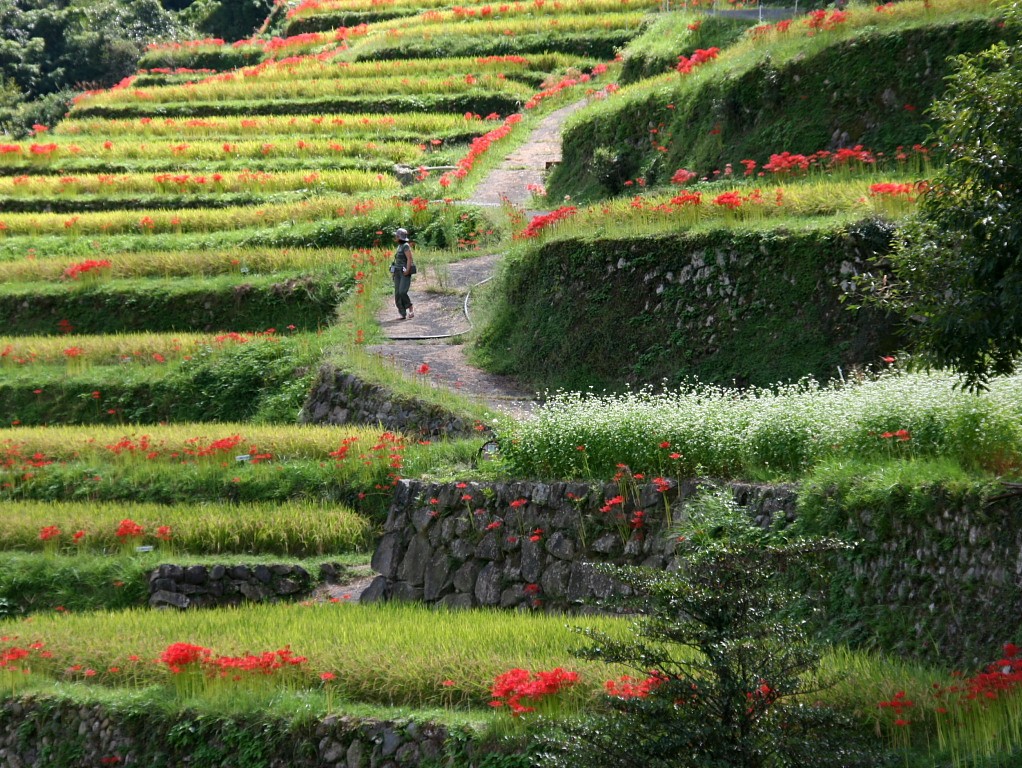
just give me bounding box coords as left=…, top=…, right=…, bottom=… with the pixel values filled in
left=368, top=100, right=588, bottom=418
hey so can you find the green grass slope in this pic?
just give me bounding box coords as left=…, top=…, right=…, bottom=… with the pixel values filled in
left=548, top=1, right=1011, bottom=200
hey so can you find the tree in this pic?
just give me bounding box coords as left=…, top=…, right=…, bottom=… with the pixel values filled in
left=539, top=491, right=886, bottom=768
left=882, top=2, right=1022, bottom=389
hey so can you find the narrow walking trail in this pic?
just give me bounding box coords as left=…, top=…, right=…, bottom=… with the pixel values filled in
left=367, top=99, right=590, bottom=418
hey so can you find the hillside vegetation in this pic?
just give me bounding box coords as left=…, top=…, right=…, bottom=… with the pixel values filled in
left=0, top=0, right=1020, bottom=766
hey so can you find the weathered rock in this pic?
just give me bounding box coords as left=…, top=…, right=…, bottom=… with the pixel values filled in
left=423, top=551, right=454, bottom=601
left=452, top=560, right=481, bottom=594
left=474, top=563, right=502, bottom=606
left=372, top=533, right=403, bottom=580
left=149, top=590, right=190, bottom=609
left=360, top=577, right=389, bottom=604
left=398, top=533, right=432, bottom=587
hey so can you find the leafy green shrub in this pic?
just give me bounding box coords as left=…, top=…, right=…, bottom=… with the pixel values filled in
left=880, top=1, right=1022, bottom=387
left=179, top=0, right=274, bottom=42
left=540, top=491, right=887, bottom=768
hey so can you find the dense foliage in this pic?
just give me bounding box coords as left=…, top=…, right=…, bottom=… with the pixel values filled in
left=883, top=1, right=1022, bottom=388
left=541, top=491, right=885, bottom=768
left=0, top=0, right=185, bottom=133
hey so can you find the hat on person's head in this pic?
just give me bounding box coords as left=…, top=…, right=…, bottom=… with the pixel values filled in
left=395, top=227, right=409, bottom=241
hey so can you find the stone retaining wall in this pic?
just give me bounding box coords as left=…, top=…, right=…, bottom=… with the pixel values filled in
left=364, top=479, right=1022, bottom=664
left=0, top=698, right=459, bottom=768
left=363, top=479, right=796, bottom=609
left=148, top=561, right=345, bottom=609
left=300, top=363, right=476, bottom=438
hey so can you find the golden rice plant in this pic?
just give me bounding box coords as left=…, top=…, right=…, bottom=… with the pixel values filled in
left=0, top=602, right=629, bottom=708
left=75, top=71, right=532, bottom=109
left=54, top=112, right=487, bottom=139
left=0, top=246, right=383, bottom=283
left=0, top=422, right=394, bottom=461
left=0, top=138, right=425, bottom=167
left=0, top=500, right=371, bottom=555
left=0, top=169, right=399, bottom=199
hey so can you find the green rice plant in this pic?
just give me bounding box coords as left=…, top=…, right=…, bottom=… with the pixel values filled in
left=352, top=11, right=646, bottom=53
left=0, top=138, right=425, bottom=169
left=0, top=246, right=379, bottom=282
left=0, top=193, right=396, bottom=238
left=0, top=169, right=399, bottom=199
left=0, top=330, right=298, bottom=367
left=0, top=422, right=391, bottom=462
left=54, top=112, right=490, bottom=139
left=137, top=30, right=354, bottom=70
left=513, top=175, right=922, bottom=244
left=0, top=500, right=371, bottom=556
left=290, top=0, right=656, bottom=19
left=76, top=71, right=533, bottom=109
left=0, top=602, right=629, bottom=709
left=494, top=371, right=1022, bottom=480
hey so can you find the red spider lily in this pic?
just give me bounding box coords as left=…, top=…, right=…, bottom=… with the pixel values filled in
left=156, top=526, right=172, bottom=542
left=516, top=206, right=577, bottom=239
left=600, top=495, right=625, bottom=513
left=712, top=191, right=744, bottom=209
left=63, top=259, right=112, bottom=280
left=670, top=191, right=703, bottom=207
left=417, top=364, right=430, bottom=375
left=676, top=47, right=719, bottom=75
left=877, top=690, right=914, bottom=725
left=38, top=525, right=61, bottom=541
left=490, top=667, right=579, bottom=716
left=115, top=519, right=144, bottom=539
left=159, top=642, right=212, bottom=673
left=605, top=671, right=667, bottom=699
left=806, top=9, right=848, bottom=31
left=880, top=429, right=911, bottom=441
left=869, top=182, right=916, bottom=198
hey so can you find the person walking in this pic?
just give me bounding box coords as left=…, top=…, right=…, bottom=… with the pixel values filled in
left=391, top=227, right=415, bottom=319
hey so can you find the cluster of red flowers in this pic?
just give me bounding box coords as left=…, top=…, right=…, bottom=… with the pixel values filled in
left=877, top=690, right=914, bottom=726
left=62, top=259, right=112, bottom=280
left=489, top=667, right=579, bottom=715
left=524, top=63, right=609, bottom=109
left=115, top=519, right=144, bottom=540
left=159, top=641, right=308, bottom=680
left=676, top=47, right=720, bottom=75
left=439, top=113, right=522, bottom=188
left=881, top=643, right=1022, bottom=730
left=869, top=182, right=924, bottom=199
left=806, top=9, right=849, bottom=31
left=936, top=643, right=1022, bottom=707
left=515, top=205, right=577, bottom=239
left=35, top=520, right=170, bottom=549
left=183, top=434, right=243, bottom=457
left=604, top=671, right=667, bottom=699
left=880, top=429, right=911, bottom=441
